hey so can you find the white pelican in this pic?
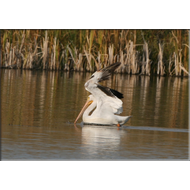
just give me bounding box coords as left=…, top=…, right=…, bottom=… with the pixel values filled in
left=74, top=62, right=131, bottom=126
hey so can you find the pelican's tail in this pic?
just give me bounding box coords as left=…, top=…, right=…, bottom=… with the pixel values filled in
left=115, top=115, right=132, bottom=125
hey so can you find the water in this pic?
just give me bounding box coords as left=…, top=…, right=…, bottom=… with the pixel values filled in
left=1, top=69, right=189, bottom=160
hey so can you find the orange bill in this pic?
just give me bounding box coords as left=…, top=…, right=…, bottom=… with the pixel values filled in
left=74, top=98, right=93, bottom=124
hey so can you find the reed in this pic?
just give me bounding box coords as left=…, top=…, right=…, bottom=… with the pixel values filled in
left=42, top=30, right=48, bottom=69
left=169, top=30, right=189, bottom=76
left=1, top=29, right=189, bottom=77
left=157, top=42, right=165, bottom=76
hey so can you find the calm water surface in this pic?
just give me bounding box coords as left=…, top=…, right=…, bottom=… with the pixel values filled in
left=1, top=69, right=189, bottom=160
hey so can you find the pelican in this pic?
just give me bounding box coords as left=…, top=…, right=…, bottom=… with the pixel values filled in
left=74, top=62, right=131, bottom=126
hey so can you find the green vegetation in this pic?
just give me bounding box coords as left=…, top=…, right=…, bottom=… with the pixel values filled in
left=1, top=29, right=189, bottom=76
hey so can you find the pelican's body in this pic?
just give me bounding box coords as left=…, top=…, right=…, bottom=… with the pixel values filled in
left=74, top=62, right=131, bottom=126
left=82, top=95, right=131, bottom=125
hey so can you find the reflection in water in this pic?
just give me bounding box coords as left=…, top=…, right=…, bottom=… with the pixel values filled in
left=80, top=125, right=125, bottom=159
left=82, top=125, right=124, bottom=147
left=77, top=124, right=188, bottom=160
left=1, top=69, right=188, bottom=129
left=1, top=69, right=189, bottom=160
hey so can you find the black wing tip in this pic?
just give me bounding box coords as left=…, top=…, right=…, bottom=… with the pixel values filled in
left=110, top=88, right=124, bottom=99
left=113, top=62, right=121, bottom=66
left=97, top=84, right=115, bottom=98
left=97, top=84, right=124, bottom=99
left=98, top=62, right=121, bottom=82
left=102, top=62, right=121, bottom=72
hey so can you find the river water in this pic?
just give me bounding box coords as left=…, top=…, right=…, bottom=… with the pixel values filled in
left=1, top=69, right=189, bottom=160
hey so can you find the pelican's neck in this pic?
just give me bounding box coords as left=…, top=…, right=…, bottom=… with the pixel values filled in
left=83, top=100, right=97, bottom=119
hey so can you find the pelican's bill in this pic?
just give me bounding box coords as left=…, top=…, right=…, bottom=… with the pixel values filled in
left=74, top=98, right=93, bottom=124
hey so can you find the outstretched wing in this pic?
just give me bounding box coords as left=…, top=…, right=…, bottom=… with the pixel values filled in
left=110, top=88, right=124, bottom=99
left=98, top=62, right=121, bottom=82
left=85, top=62, right=123, bottom=114
left=96, top=84, right=123, bottom=114
left=97, top=84, right=123, bottom=99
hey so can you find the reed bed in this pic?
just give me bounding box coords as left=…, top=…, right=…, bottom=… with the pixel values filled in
left=1, top=29, right=189, bottom=76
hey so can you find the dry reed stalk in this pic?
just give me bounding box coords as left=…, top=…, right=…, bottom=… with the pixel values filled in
left=139, top=32, right=151, bottom=75
left=116, top=40, right=137, bottom=74
left=108, top=44, right=114, bottom=65
left=182, top=43, right=189, bottom=76
left=63, top=47, right=69, bottom=71
left=177, top=49, right=189, bottom=76
left=90, top=54, right=100, bottom=70
left=77, top=53, right=83, bottom=71
left=168, top=55, right=173, bottom=75
left=140, top=42, right=151, bottom=75
left=33, top=37, right=39, bottom=68
left=171, top=31, right=182, bottom=76
left=22, top=37, right=39, bottom=69
left=98, top=30, right=103, bottom=51
left=53, top=37, right=56, bottom=70
left=84, top=49, right=92, bottom=71
left=178, top=49, right=182, bottom=75
left=56, top=39, right=60, bottom=70
left=123, top=53, right=128, bottom=73
left=103, top=54, right=109, bottom=68
left=2, top=31, right=8, bottom=67
left=49, top=37, right=56, bottom=70
left=113, top=54, right=117, bottom=63
left=128, top=41, right=134, bottom=74
left=59, top=44, right=64, bottom=70
left=23, top=51, right=28, bottom=69
left=8, top=44, right=13, bottom=67
left=67, top=45, right=76, bottom=63
left=89, top=30, right=95, bottom=54
left=97, top=51, right=102, bottom=70
left=67, top=45, right=83, bottom=71
left=20, top=30, right=25, bottom=53
left=12, top=45, right=15, bottom=62
left=119, top=30, right=125, bottom=50
left=125, top=41, right=130, bottom=73
left=30, top=40, right=38, bottom=69
left=113, top=30, right=119, bottom=53
left=180, top=65, right=190, bottom=76
left=173, top=52, right=177, bottom=75
left=118, top=50, right=125, bottom=73
left=42, top=31, right=48, bottom=69
left=103, top=40, right=108, bottom=67
left=26, top=45, right=32, bottom=69
left=126, top=40, right=139, bottom=74
left=50, top=50, right=53, bottom=70
left=16, top=30, right=25, bottom=68
left=157, top=42, right=165, bottom=76
left=14, top=44, right=21, bottom=68
left=174, top=52, right=180, bottom=76
left=131, top=51, right=138, bottom=74
left=82, top=30, right=96, bottom=71
left=5, top=39, right=10, bottom=67
left=145, top=42, right=151, bottom=76
left=1, top=29, right=188, bottom=76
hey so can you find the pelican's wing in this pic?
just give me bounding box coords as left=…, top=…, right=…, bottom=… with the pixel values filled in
left=97, top=84, right=123, bottom=114
left=98, top=62, right=121, bottom=82
left=110, top=88, right=124, bottom=99
left=97, top=84, right=123, bottom=99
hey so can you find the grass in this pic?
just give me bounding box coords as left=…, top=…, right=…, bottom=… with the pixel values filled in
left=0, top=29, right=189, bottom=76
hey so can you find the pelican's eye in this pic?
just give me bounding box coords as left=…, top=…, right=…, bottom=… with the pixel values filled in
left=90, top=75, right=94, bottom=79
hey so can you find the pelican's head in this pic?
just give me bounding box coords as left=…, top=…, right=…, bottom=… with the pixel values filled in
left=84, top=72, right=102, bottom=91
left=74, top=95, right=94, bottom=124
